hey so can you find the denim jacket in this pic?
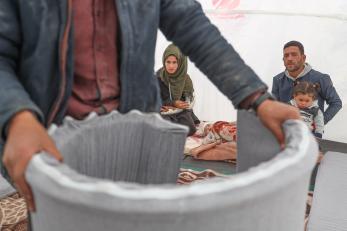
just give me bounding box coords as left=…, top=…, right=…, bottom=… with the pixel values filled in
left=0, top=0, right=266, bottom=154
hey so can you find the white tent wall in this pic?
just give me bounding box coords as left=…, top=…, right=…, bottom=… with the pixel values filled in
left=155, top=0, right=347, bottom=143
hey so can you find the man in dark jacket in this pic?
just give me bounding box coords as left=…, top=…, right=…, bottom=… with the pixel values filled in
left=1, top=0, right=299, bottom=211
left=272, top=40, right=342, bottom=124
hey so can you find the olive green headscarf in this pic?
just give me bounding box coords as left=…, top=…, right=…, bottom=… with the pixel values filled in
left=159, top=44, right=193, bottom=101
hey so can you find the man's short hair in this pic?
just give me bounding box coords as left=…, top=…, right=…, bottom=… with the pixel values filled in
left=283, top=41, right=305, bottom=54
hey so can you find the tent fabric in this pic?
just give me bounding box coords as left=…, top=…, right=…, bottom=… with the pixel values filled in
left=155, top=0, right=347, bottom=142
left=307, top=151, right=347, bottom=231
left=26, top=110, right=318, bottom=231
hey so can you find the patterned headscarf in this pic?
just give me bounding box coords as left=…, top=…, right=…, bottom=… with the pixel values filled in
left=159, top=44, right=193, bottom=101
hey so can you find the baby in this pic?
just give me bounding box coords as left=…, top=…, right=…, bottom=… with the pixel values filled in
left=289, top=81, right=324, bottom=138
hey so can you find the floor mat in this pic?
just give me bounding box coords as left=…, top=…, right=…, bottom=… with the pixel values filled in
left=177, top=168, right=227, bottom=184
left=0, top=193, right=28, bottom=231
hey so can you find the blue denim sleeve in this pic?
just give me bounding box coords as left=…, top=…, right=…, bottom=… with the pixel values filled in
left=0, top=1, right=44, bottom=141
left=271, top=77, right=280, bottom=100
left=320, top=75, right=342, bottom=124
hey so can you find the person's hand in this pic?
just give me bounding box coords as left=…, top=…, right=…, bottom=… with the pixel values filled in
left=256, top=100, right=301, bottom=149
left=2, top=110, right=63, bottom=211
left=173, top=100, right=189, bottom=109
left=160, top=106, right=170, bottom=112
left=160, top=105, right=177, bottom=112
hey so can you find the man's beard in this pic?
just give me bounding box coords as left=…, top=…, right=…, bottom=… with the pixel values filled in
left=286, top=63, right=303, bottom=72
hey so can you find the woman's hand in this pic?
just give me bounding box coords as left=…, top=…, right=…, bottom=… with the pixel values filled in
left=160, top=106, right=170, bottom=112
left=173, top=100, right=189, bottom=109
left=2, top=110, right=63, bottom=212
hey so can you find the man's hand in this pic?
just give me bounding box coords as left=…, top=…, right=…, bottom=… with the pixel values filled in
left=2, top=111, right=63, bottom=211
left=256, top=100, right=301, bottom=149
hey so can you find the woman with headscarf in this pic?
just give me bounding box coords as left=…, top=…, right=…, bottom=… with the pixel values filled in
left=157, top=44, right=200, bottom=136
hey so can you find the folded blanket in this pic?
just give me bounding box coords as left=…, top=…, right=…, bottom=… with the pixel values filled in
left=190, top=141, right=237, bottom=162
left=195, top=121, right=237, bottom=144
left=184, top=121, right=237, bottom=162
